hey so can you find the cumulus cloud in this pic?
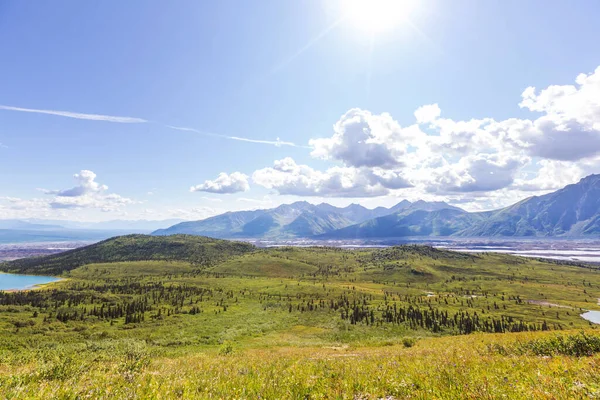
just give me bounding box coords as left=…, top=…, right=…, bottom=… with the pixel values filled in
left=508, top=117, right=600, bottom=161
left=177, top=66, right=600, bottom=209
left=252, top=157, right=411, bottom=197
left=40, top=170, right=135, bottom=211
left=426, top=154, right=528, bottom=193
left=414, top=104, right=441, bottom=124
left=520, top=66, right=600, bottom=129
left=309, top=108, right=419, bottom=168
left=42, top=170, right=108, bottom=197
left=513, top=160, right=585, bottom=191
left=0, top=170, right=137, bottom=219
left=190, top=172, right=250, bottom=194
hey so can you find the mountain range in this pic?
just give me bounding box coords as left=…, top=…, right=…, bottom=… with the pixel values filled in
left=154, top=174, right=600, bottom=239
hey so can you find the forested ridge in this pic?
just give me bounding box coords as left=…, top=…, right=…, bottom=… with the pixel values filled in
left=0, top=234, right=255, bottom=275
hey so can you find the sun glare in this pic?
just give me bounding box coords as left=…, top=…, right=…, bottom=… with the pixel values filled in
left=344, top=0, right=416, bottom=34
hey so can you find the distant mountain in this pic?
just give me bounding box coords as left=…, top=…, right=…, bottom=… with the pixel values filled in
left=0, top=218, right=186, bottom=244
left=318, top=204, right=474, bottom=239
left=152, top=210, right=266, bottom=237
left=153, top=200, right=461, bottom=239
left=0, top=228, right=134, bottom=244
left=154, top=174, right=600, bottom=239
left=458, top=174, right=600, bottom=237
left=20, top=218, right=186, bottom=231
left=0, top=220, right=65, bottom=230
left=324, top=174, right=600, bottom=239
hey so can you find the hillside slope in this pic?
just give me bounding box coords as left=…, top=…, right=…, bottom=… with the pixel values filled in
left=458, top=174, right=600, bottom=236
left=0, top=234, right=255, bottom=275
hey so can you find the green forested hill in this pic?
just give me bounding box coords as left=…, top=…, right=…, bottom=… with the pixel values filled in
left=0, top=234, right=255, bottom=275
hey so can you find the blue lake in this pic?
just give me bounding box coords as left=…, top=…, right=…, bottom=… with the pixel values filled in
left=581, top=311, right=600, bottom=325
left=0, top=273, right=59, bottom=290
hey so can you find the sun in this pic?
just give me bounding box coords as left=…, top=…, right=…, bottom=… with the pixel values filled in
left=344, top=0, right=417, bottom=34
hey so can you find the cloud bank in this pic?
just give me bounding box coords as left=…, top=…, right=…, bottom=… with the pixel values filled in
left=1, top=170, right=136, bottom=219
left=249, top=66, right=600, bottom=208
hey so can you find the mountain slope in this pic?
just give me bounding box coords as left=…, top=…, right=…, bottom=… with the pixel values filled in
left=153, top=210, right=265, bottom=237
left=152, top=174, right=600, bottom=239
left=320, top=207, right=479, bottom=238
left=458, top=174, right=600, bottom=237
left=0, top=234, right=255, bottom=275
left=153, top=201, right=414, bottom=239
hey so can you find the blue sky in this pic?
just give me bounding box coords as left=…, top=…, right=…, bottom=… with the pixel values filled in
left=1, top=0, right=600, bottom=221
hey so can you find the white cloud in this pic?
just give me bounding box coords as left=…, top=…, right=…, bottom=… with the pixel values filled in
left=0, top=105, right=146, bottom=123
left=309, top=108, right=420, bottom=168
left=426, top=154, right=528, bottom=193
left=427, top=117, right=497, bottom=155
left=520, top=66, right=600, bottom=130
left=509, top=117, right=600, bottom=161
left=42, top=170, right=108, bottom=197
left=190, top=172, right=250, bottom=194
left=514, top=159, right=585, bottom=191
left=6, top=170, right=139, bottom=214
left=414, top=103, right=441, bottom=124
left=252, top=157, right=411, bottom=197
left=244, top=65, right=600, bottom=206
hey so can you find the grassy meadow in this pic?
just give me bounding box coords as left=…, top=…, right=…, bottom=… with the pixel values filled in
left=1, top=236, right=600, bottom=398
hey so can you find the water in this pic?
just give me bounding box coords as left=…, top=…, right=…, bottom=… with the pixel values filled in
left=0, top=273, right=59, bottom=290
left=581, top=311, right=600, bottom=324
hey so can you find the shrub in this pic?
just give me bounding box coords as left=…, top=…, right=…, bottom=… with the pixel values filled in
left=518, top=332, right=600, bottom=356
left=219, top=341, right=235, bottom=355
left=490, top=332, right=600, bottom=357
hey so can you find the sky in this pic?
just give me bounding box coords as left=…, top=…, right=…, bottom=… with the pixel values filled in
left=1, top=0, right=600, bottom=222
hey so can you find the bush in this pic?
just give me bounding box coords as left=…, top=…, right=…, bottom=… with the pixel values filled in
left=402, top=337, right=417, bottom=348
left=519, top=332, right=600, bottom=356
left=490, top=332, right=600, bottom=357
left=219, top=341, right=235, bottom=355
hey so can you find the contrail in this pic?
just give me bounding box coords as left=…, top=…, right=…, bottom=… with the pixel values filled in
left=0, top=105, right=301, bottom=148
left=166, top=125, right=305, bottom=148
left=0, top=105, right=147, bottom=123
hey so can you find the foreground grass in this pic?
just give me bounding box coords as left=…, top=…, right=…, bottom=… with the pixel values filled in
left=2, top=242, right=600, bottom=398
left=2, top=331, right=600, bottom=399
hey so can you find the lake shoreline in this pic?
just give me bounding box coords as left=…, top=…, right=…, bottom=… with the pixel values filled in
left=0, top=272, right=62, bottom=291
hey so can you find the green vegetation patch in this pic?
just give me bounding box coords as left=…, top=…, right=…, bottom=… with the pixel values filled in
left=1, top=236, right=600, bottom=397
left=0, top=234, right=255, bottom=275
